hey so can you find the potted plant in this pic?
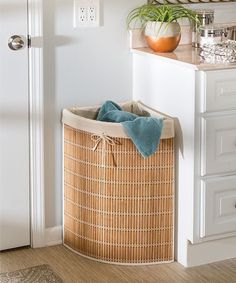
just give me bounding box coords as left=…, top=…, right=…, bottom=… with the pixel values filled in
left=127, top=3, right=199, bottom=52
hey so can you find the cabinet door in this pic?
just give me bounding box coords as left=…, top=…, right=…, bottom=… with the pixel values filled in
left=200, top=176, right=236, bottom=238
left=203, top=70, right=236, bottom=113
left=201, top=115, right=236, bottom=176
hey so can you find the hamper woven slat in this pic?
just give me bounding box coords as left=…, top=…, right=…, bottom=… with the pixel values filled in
left=63, top=101, right=175, bottom=265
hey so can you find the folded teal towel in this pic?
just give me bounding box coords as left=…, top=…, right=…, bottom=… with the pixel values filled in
left=97, top=101, right=163, bottom=158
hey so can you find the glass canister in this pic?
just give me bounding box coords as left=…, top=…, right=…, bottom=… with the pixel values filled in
left=232, top=27, right=236, bottom=40
left=199, top=25, right=225, bottom=47
left=224, top=25, right=236, bottom=41
left=192, top=10, right=214, bottom=48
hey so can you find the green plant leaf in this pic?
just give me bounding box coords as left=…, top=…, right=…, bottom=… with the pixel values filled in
left=127, top=3, right=199, bottom=29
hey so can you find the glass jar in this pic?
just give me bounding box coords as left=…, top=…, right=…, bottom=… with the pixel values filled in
left=224, top=26, right=236, bottom=41
left=192, top=10, right=214, bottom=48
left=199, top=25, right=225, bottom=48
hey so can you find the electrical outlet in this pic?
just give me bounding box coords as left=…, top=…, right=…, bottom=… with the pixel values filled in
left=88, top=6, right=96, bottom=23
left=78, top=6, right=87, bottom=24
left=74, top=0, right=100, bottom=28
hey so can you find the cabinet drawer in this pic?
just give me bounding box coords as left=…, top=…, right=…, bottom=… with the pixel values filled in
left=203, top=70, right=236, bottom=113
left=200, top=177, right=236, bottom=238
left=201, top=115, right=236, bottom=176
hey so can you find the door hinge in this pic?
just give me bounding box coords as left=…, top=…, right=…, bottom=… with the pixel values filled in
left=27, top=35, right=31, bottom=48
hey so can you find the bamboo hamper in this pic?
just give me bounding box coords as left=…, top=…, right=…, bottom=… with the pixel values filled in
left=62, top=101, right=175, bottom=265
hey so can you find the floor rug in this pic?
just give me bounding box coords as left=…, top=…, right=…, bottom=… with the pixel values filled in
left=0, top=264, right=63, bottom=283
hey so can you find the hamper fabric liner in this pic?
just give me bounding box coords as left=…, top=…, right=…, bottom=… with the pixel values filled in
left=63, top=101, right=175, bottom=265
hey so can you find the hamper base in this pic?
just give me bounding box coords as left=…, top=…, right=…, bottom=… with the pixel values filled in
left=63, top=243, right=174, bottom=266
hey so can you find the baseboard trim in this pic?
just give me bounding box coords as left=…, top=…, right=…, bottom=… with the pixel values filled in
left=45, top=226, right=63, bottom=246
left=186, top=236, right=236, bottom=267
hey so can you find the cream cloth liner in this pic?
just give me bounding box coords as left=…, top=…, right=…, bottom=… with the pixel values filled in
left=62, top=101, right=174, bottom=139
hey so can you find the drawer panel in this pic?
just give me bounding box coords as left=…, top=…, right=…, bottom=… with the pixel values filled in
left=201, top=115, right=236, bottom=176
left=200, top=176, right=236, bottom=238
left=204, top=70, right=236, bottom=113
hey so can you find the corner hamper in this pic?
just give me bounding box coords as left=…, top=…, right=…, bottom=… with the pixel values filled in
left=62, top=101, right=175, bottom=265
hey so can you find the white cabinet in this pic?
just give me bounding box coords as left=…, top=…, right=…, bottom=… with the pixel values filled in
left=203, top=70, right=236, bottom=113
left=201, top=115, right=236, bottom=176
left=132, top=47, right=236, bottom=267
left=199, top=69, right=236, bottom=241
left=200, top=177, right=236, bottom=238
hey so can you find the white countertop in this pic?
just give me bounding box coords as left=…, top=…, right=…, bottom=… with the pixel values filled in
left=132, top=45, right=236, bottom=71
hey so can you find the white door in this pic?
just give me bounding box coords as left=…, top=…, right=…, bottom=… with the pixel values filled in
left=0, top=0, right=30, bottom=250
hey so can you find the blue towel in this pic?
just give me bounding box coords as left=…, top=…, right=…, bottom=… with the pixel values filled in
left=97, top=101, right=163, bottom=158
left=96, top=101, right=122, bottom=120
left=100, top=110, right=138, bottom=123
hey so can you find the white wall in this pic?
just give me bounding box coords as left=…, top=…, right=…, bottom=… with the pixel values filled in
left=43, top=0, right=236, bottom=230
left=43, top=0, right=145, bottom=229
left=186, top=2, right=236, bottom=23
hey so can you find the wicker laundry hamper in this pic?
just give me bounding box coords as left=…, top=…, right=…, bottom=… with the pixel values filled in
left=62, top=101, right=175, bottom=265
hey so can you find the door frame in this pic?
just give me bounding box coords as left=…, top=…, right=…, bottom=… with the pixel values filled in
left=28, top=0, right=45, bottom=248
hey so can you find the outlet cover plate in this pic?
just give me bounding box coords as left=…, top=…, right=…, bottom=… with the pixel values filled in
left=74, top=0, right=100, bottom=28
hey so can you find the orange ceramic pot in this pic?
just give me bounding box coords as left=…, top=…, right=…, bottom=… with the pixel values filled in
left=145, top=21, right=181, bottom=53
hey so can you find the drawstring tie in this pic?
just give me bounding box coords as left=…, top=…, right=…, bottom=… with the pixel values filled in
left=91, top=134, right=120, bottom=167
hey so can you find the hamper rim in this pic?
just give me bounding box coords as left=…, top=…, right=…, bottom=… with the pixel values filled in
left=64, top=110, right=125, bottom=127
left=62, top=101, right=175, bottom=139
